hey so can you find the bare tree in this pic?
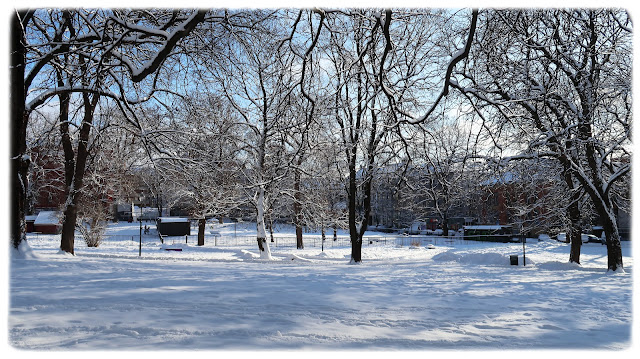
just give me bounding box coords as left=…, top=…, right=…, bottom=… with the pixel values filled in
left=402, top=115, right=480, bottom=236
left=11, top=9, right=36, bottom=250
left=14, top=9, right=208, bottom=254
left=318, top=9, right=477, bottom=262
left=456, top=9, right=631, bottom=270
left=164, top=94, right=245, bottom=246
left=206, top=10, right=301, bottom=259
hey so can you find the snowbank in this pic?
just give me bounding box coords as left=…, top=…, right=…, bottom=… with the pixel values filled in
left=11, top=240, right=38, bottom=259
left=432, top=250, right=535, bottom=266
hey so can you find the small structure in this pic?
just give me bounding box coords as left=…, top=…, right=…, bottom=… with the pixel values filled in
left=33, top=211, right=62, bottom=234
left=156, top=217, right=190, bottom=236
left=25, top=215, right=38, bottom=233
left=463, top=225, right=514, bottom=243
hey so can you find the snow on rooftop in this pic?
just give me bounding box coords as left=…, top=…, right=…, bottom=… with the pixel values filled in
left=463, top=225, right=511, bottom=230
left=34, top=211, right=61, bottom=225
left=158, top=217, right=190, bottom=223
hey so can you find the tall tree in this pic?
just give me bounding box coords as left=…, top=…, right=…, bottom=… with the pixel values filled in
left=320, top=9, right=477, bottom=262
left=11, top=10, right=35, bottom=251
left=402, top=116, right=480, bottom=236
left=456, top=9, right=631, bottom=270
left=166, top=94, right=245, bottom=246
left=208, top=10, right=300, bottom=259
left=17, top=9, right=207, bottom=254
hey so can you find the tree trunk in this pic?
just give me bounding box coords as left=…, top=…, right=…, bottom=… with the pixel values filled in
left=269, top=220, right=274, bottom=243
left=351, top=236, right=363, bottom=263
left=293, top=168, right=304, bottom=249
left=255, top=187, right=272, bottom=260
left=568, top=221, right=582, bottom=264
left=197, top=218, right=205, bottom=246
left=562, top=166, right=583, bottom=263
left=60, top=203, right=77, bottom=254
left=347, top=153, right=361, bottom=263
left=602, top=207, right=624, bottom=271
left=10, top=10, right=30, bottom=251
left=295, top=224, right=303, bottom=249
left=155, top=195, right=163, bottom=219
left=567, top=199, right=582, bottom=264
left=59, top=92, right=99, bottom=254
left=442, top=214, right=449, bottom=237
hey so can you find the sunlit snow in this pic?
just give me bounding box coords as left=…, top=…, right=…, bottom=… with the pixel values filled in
left=8, top=221, right=632, bottom=350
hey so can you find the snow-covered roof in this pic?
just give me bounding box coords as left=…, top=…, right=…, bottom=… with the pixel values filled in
left=463, top=225, right=511, bottom=230
left=158, top=217, right=190, bottom=223
left=34, top=211, right=61, bottom=225
left=480, top=172, right=517, bottom=186
left=25, top=215, right=38, bottom=221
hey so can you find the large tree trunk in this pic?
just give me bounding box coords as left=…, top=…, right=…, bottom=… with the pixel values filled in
left=60, top=203, right=78, bottom=254
left=59, top=92, right=99, bottom=254
left=568, top=217, right=582, bottom=264
left=563, top=168, right=582, bottom=264
left=255, top=187, right=272, bottom=260
left=347, top=153, right=362, bottom=263
left=601, top=206, right=624, bottom=271
left=197, top=218, right=205, bottom=246
left=10, top=10, right=30, bottom=251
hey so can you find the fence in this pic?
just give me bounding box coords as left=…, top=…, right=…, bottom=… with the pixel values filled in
left=96, top=233, right=396, bottom=248
left=99, top=233, right=505, bottom=248
left=29, top=231, right=522, bottom=250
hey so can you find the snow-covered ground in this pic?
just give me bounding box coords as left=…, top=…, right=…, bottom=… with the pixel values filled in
left=8, top=221, right=634, bottom=351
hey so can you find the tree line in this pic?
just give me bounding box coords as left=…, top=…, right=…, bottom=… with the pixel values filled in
left=11, top=8, right=631, bottom=269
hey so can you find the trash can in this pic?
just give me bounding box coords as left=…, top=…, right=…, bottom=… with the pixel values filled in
left=510, top=255, right=518, bottom=265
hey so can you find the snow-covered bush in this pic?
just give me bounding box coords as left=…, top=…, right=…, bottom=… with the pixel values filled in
left=77, top=217, right=107, bottom=247
left=76, top=199, right=110, bottom=247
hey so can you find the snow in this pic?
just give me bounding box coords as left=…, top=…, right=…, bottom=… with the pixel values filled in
left=158, top=217, right=189, bottom=223
left=12, top=239, right=37, bottom=260
left=33, top=211, right=61, bottom=225
left=7, top=221, right=634, bottom=351
left=464, top=225, right=510, bottom=230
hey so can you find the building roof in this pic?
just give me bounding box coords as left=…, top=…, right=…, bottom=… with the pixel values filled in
left=158, top=217, right=190, bottom=223
left=34, top=211, right=61, bottom=225
left=463, top=225, right=511, bottom=230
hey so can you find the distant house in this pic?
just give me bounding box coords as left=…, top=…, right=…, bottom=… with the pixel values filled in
left=156, top=217, right=190, bottom=236
left=29, top=146, right=66, bottom=211
left=34, top=211, right=62, bottom=234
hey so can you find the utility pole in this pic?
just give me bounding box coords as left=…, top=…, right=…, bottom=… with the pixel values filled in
left=139, top=205, right=143, bottom=257
left=522, top=235, right=526, bottom=266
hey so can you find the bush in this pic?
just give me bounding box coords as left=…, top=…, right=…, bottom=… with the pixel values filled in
left=76, top=211, right=108, bottom=247
left=77, top=218, right=106, bottom=247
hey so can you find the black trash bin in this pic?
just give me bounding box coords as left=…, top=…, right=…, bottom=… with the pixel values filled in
left=510, top=255, right=519, bottom=265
